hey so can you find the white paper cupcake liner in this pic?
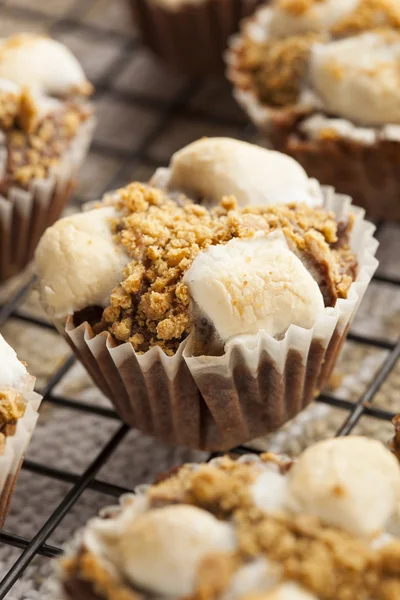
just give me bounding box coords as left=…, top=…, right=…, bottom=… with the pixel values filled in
left=0, top=114, right=96, bottom=282
left=0, top=388, right=42, bottom=526
left=53, top=188, right=379, bottom=452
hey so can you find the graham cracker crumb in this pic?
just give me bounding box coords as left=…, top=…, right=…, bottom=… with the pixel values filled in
left=88, top=183, right=357, bottom=355
left=332, top=0, right=400, bottom=36
left=277, top=0, right=325, bottom=16
left=0, top=389, right=26, bottom=430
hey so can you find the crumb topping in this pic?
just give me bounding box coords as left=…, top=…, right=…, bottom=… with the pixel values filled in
left=84, top=183, right=356, bottom=355
left=0, top=388, right=26, bottom=448
left=67, top=454, right=400, bottom=600
left=0, top=101, right=89, bottom=193
left=236, top=0, right=400, bottom=110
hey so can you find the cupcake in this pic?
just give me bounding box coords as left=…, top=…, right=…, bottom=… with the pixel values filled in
left=48, top=436, right=400, bottom=599
left=130, top=0, right=264, bottom=74
left=227, top=0, right=400, bottom=220
left=35, top=138, right=377, bottom=451
left=0, top=33, right=95, bottom=282
left=0, top=335, right=42, bottom=525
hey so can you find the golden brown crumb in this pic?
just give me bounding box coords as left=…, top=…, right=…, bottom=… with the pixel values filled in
left=277, top=0, right=325, bottom=16
left=332, top=0, right=400, bottom=36
left=88, top=183, right=356, bottom=355
left=0, top=389, right=26, bottom=430
left=1, top=103, right=89, bottom=193
left=255, top=33, right=323, bottom=106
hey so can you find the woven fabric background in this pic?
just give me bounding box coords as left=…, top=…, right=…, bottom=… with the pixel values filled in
left=0, top=0, right=399, bottom=597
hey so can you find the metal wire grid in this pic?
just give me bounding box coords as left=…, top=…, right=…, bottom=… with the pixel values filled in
left=0, top=0, right=398, bottom=597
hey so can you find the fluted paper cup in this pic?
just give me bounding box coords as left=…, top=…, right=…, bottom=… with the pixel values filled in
left=0, top=389, right=41, bottom=526
left=51, top=189, right=378, bottom=452
left=0, top=115, right=96, bottom=283
left=129, top=0, right=264, bottom=75
left=226, top=7, right=400, bottom=221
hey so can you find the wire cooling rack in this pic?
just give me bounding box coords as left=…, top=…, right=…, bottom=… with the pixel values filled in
left=0, top=0, right=399, bottom=597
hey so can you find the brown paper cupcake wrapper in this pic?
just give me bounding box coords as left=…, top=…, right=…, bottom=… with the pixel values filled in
left=56, top=189, right=378, bottom=452
left=0, top=115, right=96, bottom=283
left=130, top=0, right=264, bottom=75
left=0, top=390, right=41, bottom=526
left=226, top=8, right=400, bottom=221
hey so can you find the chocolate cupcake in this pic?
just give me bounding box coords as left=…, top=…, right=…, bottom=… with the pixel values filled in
left=46, top=436, right=400, bottom=599
left=130, top=0, right=264, bottom=74
left=0, top=33, right=95, bottom=282
left=0, top=335, right=42, bottom=526
left=35, top=138, right=377, bottom=451
left=227, top=0, right=400, bottom=220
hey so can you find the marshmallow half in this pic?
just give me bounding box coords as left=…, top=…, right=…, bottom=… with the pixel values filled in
left=184, top=232, right=325, bottom=342
left=163, top=137, right=322, bottom=207
left=35, top=207, right=128, bottom=320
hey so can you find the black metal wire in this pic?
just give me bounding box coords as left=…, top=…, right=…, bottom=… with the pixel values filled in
left=0, top=0, right=398, bottom=596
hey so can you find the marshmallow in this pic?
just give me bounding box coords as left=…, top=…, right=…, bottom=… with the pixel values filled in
left=116, top=505, right=235, bottom=596
left=167, top=137, right=322, bottom=207
left=35, top=207, right=128, bottom=319
left=269, top=0, right=359, bottom=38
left=300, top=114, right=377, bottom=145
left=223, top=558, right=280, bottom=600
left=265, top=583, right=318, bottom=600
left=184, top=232, right=325, bottom=342
left=0, top=335, right=28, bottom=390
left=251, top=467, right=288, bottom=514
left=287, top=437, right=400, bottom=538
left=0, top=34, right=92, bottom=97
left=310, top=31, right=400, bottom=126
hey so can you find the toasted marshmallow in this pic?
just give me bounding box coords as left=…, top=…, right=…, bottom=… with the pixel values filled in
left=0, top=335, right=29, bottom=389
left=0, top=34, right=92, bottom=97
left=166, top=137, right=322, bottom=207
left=35, top=207, right=128, bottom=320
left=287, top=436, right=400, bottom=538
left=184, top=232, right=325, bottom=342
left=115, top=505, right=235, bottom=596
left=310, top=31, right=400, bottom=126
left=269, top=0, right=359, bottom=37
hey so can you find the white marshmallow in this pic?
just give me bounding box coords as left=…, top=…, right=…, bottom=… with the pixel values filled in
left=223, top=558, right=280, bottom=600
left=0, top=335, right=28, bottom=390
left=35, top=207, right=128, bottom=319
left=287, top=436, right=400, bottom=538
left=0, top=34, right=91, bottom=97
left=265, top=582, right=318, bottom=600
left=184, top=232, right=325, bottom=342
left=310, top=31, right=400, bottom=126
left=269, top=0, right=359, bottom=38
left=116, top=505, right=235, bottom=596
left=251, top=467, right=288, bottom=514
left=167, top=137, right=322, bottom=207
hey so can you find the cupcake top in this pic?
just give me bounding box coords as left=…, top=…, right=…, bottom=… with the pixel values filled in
left=0, top=33, right=93, bottom=194
left=35, top=138, right=358, bottom=356
left=60, top=436, right=400, bottom=600
left=0, top=334, right=36, bottom=444
left=231, top=0, right=400, bottom=141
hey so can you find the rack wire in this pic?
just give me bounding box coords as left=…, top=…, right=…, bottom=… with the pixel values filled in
left=0, top=0, right=399, bottom=597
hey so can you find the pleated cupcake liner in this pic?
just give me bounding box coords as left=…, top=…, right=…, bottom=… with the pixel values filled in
left=50, top=188, right=379, bottom=452
left=0, top=389, right=42, bottom=526
left=130, top=0, right=264, bottom=75
left=226, top=6, right=400, bottom=221
left=0, top=115, right=96, bottom=283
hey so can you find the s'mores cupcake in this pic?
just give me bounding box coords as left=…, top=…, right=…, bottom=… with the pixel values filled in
left=0, top=33, right=95, bottom=282
left=227, top=0, right=400, bottom=220
left=130, top=0, right=264, bottom=74
left=35, top=138, right=377, bottom=451
left=0, top=335, right=42, bottom=525
left=48, top=436, right=400, bottom=599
